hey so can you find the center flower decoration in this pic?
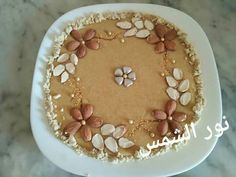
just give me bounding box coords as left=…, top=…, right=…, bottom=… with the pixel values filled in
left=114, top=66, right=136, bottom=87
left=147, top=24, right=177, bottom=53
left=63, top=104, right=103, bottom=142
left=153, top=100, right=187, bottom=136
left=66, top=29, right=100, bottom=58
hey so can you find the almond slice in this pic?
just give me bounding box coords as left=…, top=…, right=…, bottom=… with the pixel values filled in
left=70, top=53, right=78, bottom=65
left=61, top=71, right=69, bottom=83
left=166, top=76, right=178, bottom=87
left=134, top=20, right=144, bottom=29
left=113, top=125, right=127, bottom=139
left=65, top=63, right=75, bottom=74
left=124, top=27, right=138, bottom=37
left=135, top=29, right=150, bottom=38
left=173, top=68, right=183, bottom=80
left=105, top=137, right=118, bottom=153
left=57, top=53, right=69, bottom=63
left=53, top=64, right=65, bottom=76
left=92, top=134, right=104, bottom=151
left=144, top=20, right=154, bottom=30
left=115, top=77, right=124, bottom=85
left=101, top=124, right=115, bottom=135
left=114, top=68, right=123, bottom=76
left=128, top=71, right=136, bottom=81
left=131, top=17, right=140, bottom=23
left=118, top=137, right=134, bottom=148
left=123, top=66, right=132, bottom=74
left=124, top=79, right=133, bottom=87
left=116, top=21, right=132, bottom=29
left=180, top=92, right=192, bottom=106
left=178, top=79, right=190, bottom=92
left=166, top=87, right=180, bottom=100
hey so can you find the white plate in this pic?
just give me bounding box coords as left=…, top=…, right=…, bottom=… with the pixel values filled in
left=30, top=3, right=222, bottom=177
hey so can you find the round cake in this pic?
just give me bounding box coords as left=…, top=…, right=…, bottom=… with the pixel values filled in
left=43, top=11, right=204, bottom=162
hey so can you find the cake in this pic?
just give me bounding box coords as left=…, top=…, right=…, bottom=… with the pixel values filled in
left=43, top=11, right=204, bottom=162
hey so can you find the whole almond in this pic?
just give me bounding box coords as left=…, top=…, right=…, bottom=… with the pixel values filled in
left=81, top=104, right=93, bottom=120
left=155, top=42, right=165, bottom=53
left=70, top=30, right=82, bottom=41
left=83, top=29, right=96, bottom=41
left=172, top=112, right=187, bottom=122
left=169, top=121, right=183, bottom=134
left=87, top=116, right=103, bottom=128
left=70, top=108, right=83, bottom=120
left=147, top=33, right=160, bottom=44
left=112, top=125, right=127, bottom=139
left=63, top=121, right=81, bottom=137
left=67, top=41, right=80, bottom=51
left=157, top=120, right=168, bottom=136
left=164, top=40, right=176, bottom=51
left=86, top=39, right=100, bottom=50
left=165, top=100, right=177, bottom=116
left=153, top=110, right=167, bottom=120
left=164, top=29, right=177, bottom=40
left=76, top=45, right=87, bottom=58
left=81, top=125, right=92, bottom=142
left=155, top=24, right=168, bottom=38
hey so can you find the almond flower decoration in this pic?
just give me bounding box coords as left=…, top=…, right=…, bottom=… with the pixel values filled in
left=116, top=17, right=154, bottom=38
left=153, top=100, right=187, bottom=136
left=66, top=29, right=100, bottom=58
left=147, top=24, right=177, bottom=53
left=114, top=66, right=136, bottom=87
left=63, top=104, right=103, bottom=142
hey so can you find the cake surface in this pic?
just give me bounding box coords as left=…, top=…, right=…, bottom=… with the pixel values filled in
left=44, top=12, right=204, bottom=162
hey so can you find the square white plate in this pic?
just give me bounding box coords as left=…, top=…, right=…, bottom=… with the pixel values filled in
left=30, top=3, right=222, bottom=177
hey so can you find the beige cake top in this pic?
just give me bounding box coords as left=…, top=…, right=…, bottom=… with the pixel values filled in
left=44, top=12, right=204, bottom=162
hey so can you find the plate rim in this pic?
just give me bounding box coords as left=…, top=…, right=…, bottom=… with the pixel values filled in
left=30, top=3, right=222, bottom=177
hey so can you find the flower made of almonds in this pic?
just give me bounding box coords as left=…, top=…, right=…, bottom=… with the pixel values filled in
left=91, top=124, right=134, bottom=153
left=153, top=100, right=187, bottom=136
left=63, top=104, right=103, bottom=142
left=114, top=66, right=136, bottom=87
left=116, top=17, right=154, bottom=38
left=66, top=29, right=100, bottom=58
left=147, top=24, right=177, bottom=53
